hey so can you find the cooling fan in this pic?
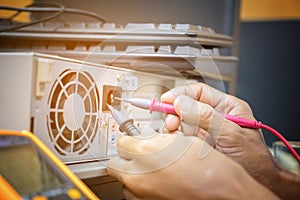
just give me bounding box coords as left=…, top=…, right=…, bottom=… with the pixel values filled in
left=46, top=69, right=100, bottom=157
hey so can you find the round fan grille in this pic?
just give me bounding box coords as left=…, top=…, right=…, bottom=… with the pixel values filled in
left=47, top=69, right=100, bottom=156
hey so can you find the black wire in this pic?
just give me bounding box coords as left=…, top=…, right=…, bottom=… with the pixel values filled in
left=0, top=4, right=106, bottom=32
left=3, top=2, right=39, bottom=22
left=27, top=3, right=106, bottom=23
left=0, top=3, right=65, bottom=32
left=6, top=10, right=22, bottom=21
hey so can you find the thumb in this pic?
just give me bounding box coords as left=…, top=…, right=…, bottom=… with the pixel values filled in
left=174, top=95, right=227, bottom=141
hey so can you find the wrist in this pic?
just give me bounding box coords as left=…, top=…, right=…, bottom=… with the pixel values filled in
left=239, top=169, right=279, bottom=200
left=241, top=144, right=300, bottom=200
left=276, top=168, right=300, bottom=199
left=247, top=182, right=279, bottom=200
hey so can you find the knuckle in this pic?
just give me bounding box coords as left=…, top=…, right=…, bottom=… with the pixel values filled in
left=198, top=104, right=213, bottom=128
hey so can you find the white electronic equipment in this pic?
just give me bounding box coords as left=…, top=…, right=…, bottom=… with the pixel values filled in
left=0, top=22, right=238, bottom=93
left=0, top=52, right=190, bottom=179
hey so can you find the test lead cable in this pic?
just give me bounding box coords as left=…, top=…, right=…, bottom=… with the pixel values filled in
left=117, top=97, right=300, bottom=163
left=223, top=114, right=300, bottom=162
left=107, top=104, right=140, bottom=136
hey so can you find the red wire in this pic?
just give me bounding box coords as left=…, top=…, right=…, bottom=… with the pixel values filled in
left=224, top=114, right=300, bottom=163
left=261, top=124, right=300, bottom=163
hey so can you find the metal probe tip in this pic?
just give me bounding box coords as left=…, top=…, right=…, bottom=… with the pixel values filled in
left=114, top=97, right=130, bottom=103
left=106, top=103, right=114, bottom=111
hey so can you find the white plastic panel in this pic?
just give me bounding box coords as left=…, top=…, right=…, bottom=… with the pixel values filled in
left=0, top=52, right=188, bottom=176
left=0, top=53, right=34, bottom=130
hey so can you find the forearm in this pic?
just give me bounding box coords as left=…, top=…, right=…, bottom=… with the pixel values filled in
left=235, top=166, right=280, bottom=200
left=245, top=178, right=280, bottom=200
left=275, top=169, right=300, bottom=200
left=258, top=157, right=300, bottom=199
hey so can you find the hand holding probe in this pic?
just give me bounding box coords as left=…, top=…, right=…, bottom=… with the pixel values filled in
left=115, top=97, right=259, bottom=128
left=115, top=97, right=300, bottom=162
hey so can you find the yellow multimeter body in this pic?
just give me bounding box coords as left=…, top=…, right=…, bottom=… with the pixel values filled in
left=0, top=130, right=99, bottom=200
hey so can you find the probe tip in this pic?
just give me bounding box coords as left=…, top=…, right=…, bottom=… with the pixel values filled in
left=107, top=103, right=114, bottom=111
left=114, top=97, right=130, bottom=102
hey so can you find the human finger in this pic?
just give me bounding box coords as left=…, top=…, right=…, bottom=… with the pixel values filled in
left=117, top=134, right=175, bottom=154
left=174, top=95, right=238, bottom=141
left=106, top=157, right=130, bottom=180
left=161, top=82, right=227, bottom=110
left=123, top=187, right=138, bottom=200
left=160, top=84, right=197, bottom=104
left=164, top=114, right=181, bottom=131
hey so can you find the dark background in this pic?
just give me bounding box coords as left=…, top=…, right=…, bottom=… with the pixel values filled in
left=237, top=21, right=300, bottom=146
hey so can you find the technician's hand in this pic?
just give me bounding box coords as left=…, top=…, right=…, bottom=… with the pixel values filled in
left=107, top=133, right=278, bottom=200
left=161, top=82, right=300, bottom=199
